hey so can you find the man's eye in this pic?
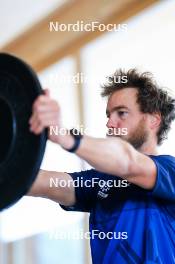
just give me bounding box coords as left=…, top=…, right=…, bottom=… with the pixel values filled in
left=118, top=111, right=128, bottom=118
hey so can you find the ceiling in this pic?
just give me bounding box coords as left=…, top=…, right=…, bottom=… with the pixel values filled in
left=0, top=0, right=68, bottom=47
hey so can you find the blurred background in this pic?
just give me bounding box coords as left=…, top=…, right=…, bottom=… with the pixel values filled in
left=0, top=0, right=175, bottom=263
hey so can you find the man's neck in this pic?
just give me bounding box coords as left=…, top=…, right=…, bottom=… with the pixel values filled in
left=139, top=140, right=158, bottom=156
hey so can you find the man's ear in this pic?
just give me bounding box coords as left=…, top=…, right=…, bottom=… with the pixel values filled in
left=149, top=113, right=161, bottom=130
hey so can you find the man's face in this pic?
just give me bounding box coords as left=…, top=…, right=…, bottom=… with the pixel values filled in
left=106, top=88, right=149, bottom=149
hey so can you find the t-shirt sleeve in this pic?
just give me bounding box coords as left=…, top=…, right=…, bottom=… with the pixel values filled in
left=59, top=169, right=102, bottom=213
left=149, top=155, right=175, bottom=201
left=59, top=169, right=122, bottom=213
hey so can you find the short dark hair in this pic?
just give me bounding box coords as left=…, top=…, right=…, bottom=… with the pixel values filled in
left=101, top=69, right=175, bottom=145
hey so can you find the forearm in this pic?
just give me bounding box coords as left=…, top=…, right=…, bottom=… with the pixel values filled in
left=75, top=136, right=156, bottom=189
left=76, top=136, right=134, bottom=178
left=27, top=170, right=75, bottom=206
left=52, top=133, right=156, bottom=189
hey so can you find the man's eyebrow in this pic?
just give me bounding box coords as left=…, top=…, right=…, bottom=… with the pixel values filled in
left=106, top=106, right=129, bottom=116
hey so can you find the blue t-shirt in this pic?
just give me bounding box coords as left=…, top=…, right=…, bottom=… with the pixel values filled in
left=60, top=155, right=175, bottom=263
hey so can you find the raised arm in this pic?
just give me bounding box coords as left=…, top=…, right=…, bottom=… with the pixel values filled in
left=29, top=91, right=157, bottom=192
left=75, top=135, right=157, bottom=190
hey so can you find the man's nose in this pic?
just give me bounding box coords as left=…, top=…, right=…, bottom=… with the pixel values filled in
left=106, top=117, right=119, bottom=128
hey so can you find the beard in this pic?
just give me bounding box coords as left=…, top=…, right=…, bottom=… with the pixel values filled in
left=126, top=119, right=148, bottom=149
left=107, top=118, right=148, bottom=150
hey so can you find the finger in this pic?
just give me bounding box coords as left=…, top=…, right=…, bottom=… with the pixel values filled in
left=33, top=99, right=59, bottom=114
left=29, top=111, right=37, bottom=125
left=34, top=123, right=44, bottom=135
left=30, top=117, right=44, bottom=134
left=30, top=112, right=59, bottom=132
left=43, top=88, right=50, bottom=97
left=29, top=113, right=39, bottom=131
left=29, top=109, right=42, bottom=126
left=31, top=111, right=59, bottom=126
left=34, top=104, right=59, bottom=114
left=32, top=95, right=51, bottom=110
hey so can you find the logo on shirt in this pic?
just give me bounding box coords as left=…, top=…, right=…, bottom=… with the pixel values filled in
left=97, top=179, right=130, bottom=199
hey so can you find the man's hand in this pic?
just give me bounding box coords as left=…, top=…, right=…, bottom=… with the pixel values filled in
left=29, top=89, right=75, bottom=149
left=29, top=89, right=61, bottom=143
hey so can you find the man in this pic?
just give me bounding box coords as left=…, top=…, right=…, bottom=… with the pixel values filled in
left=28, top=69, right=175, bottom=263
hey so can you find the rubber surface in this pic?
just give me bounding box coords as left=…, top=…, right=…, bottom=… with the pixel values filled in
left=0, top=53, right=47, bottom=211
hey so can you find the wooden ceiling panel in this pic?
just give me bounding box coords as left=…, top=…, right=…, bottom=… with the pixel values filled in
left=0, top=0, right=159, bottom=72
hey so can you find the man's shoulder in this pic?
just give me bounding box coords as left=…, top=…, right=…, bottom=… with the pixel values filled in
left=149, top=154, right=175, bottom=171
left=149, top=154, right=175, bottom=162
